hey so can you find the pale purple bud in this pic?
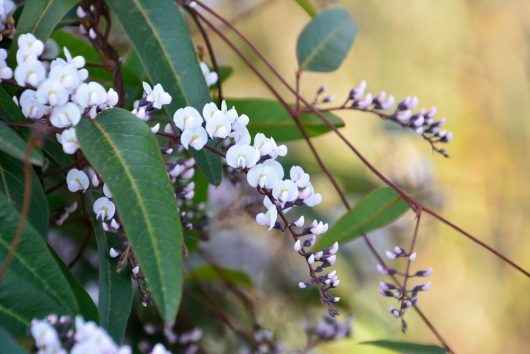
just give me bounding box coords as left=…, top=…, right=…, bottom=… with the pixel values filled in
left=294, top=240, right=302, bottom=252
left=88, top=28, right=97, bottom=40
left=294, top=215, right=305, bottom=227
left=415, top=268, right=433, bottom=277
left=299, top=281, right=310, bottom=289
left=132, top=265, right=140, bottom=275
left=409, top=252, right=416, bottom=261
left=109, top=247, right=120, bottom=258
left=385, top=250, right=397, bottom=260
left=390, top=308, right=401, bottom=318
left=307, top=254, right=315, bottom=264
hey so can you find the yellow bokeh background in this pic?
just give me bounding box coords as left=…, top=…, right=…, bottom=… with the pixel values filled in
left=198, top=1, right=530, bottom=353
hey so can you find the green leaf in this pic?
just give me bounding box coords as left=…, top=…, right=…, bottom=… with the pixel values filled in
left=296, top=7, right=357, bottom=72
left=87, top=192, right=132, bottom=343
left=227, top=98, right=344, bottom=142
left=295, top=0, right=318, bottom=17
left=0, top=152, right=48, bottom=238
left=106, top=0, right=222, bottom=185
left=315, top=187, right=409, bottom=249
left=52, top=249, right=99, bottom=323
left=0, top=192, right=78, bottom=336
left=360, top=340, right=447, bottom=354
left=187, top=265, right=253, bottom=288
left=0, top=123, right=43, bottom=166
left=76, top=109, right=183, bottom=321
left=9, top=0, right=78, bottom=62
left=0, top=87, right=26, bottom=124
left=190, top=147, right=222, bottom=186
left=0, top=328, right=28, bottom=354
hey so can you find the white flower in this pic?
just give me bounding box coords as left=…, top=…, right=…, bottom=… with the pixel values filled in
left=200, top=61, right=218, bottom=87
left=290, top=166, right=311, bottom=188
left=205, top=110, right=231, bottom=139
left=253, top=133, right=287, bottom=158
left=36, top=80, right=69, bottom=106
left=0, top=48, right=12, bottom=81
left=56, top=128, right=80, bottom=154
left=30, top=319, right=62, bottom=353
left=304, top=191, right=322, bottom=207
left=256, top=205, right=278, bottom=230
left=66, top=168, right=89, bottom=193
left=14, top=60, right=46, bottom=87
left=93, top=197, right=116, bottom=220
left=150, top=343, right=172, bottom=354
left=106, top=88, right=119, bottom=107
left=63, top=47, right=86, bottom=69
left=109, top=248, right=120, bottom=258
left=103, top=183, right=112, bottom=198
left=19, top=89, right=47, bottom=119
left=74, top=81, right=107, bottom=107
left=272, top=179, right=299, bottom=203
left=48, top=62, right=83, bottom=92
left=310, top=220, right=328, bottom=235
left=230, top=126, right=251, bottom=146
left=17, top=33, right=44, bottom=60
left=0, top=0, right=15, bottom=21
left=294, top=215, right=305, bottom=227
left=247, top=161, right=284, bottom=189
left=50, top=102, right=81, bottom=128
left=143, top=82, right=172, bottom=109
left=180, top=126, right=208, bottom=150
left=225, top=144, right=260, bottom=169
left=72, top=316, right=131, bottom=354
left=173, top=106, right=203, bottom=130
left=202, top=101, right=219, bottom=121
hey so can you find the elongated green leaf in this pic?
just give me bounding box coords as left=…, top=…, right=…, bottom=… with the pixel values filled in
left=0, top=152, right=48, bottom=238
left=0, top=328, right=28, bottom=354
left=9, top=0, right=78, bottom=61
left=87, top=192, right=131, bottom=343
left=227, top=98, right=344, bottom=141
left=295, top=0, right=318, bottom=17
left=187, top=265, right=253, bottom=288
left=315, top=188, right=409, bottom=249
left=52, top=249, right=99, bottom=323
left=76, top=109, right=183, bottom=321
left=0, top=87, right=26, bottom=124
left=360, top=340, right=447, bottom=354
left=0, top=123, right=43, bottom=166
left=0, top=193, right=78, bottom=336
left=296, top=7, right=357, bottom=72
left=106, top=0, right=222, bottom=185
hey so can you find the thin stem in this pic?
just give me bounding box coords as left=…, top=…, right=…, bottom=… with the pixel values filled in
left=401, top=208, right=422, bottom=317
left=68, top=229, right=92, bottom=268
left=185, top=7, right=224, bottom=105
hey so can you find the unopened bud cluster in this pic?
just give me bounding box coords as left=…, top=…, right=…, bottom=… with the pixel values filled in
left=316, top=80, right=453, bottom=157
left=139, top=322, right=202, bottom=354
left=304, top=315, right=352, bottom=342
left=377, top=246, right=432, bottom=332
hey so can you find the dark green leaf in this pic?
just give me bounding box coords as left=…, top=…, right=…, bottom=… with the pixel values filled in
left=0, top=328, right=28, bottom=354
left=106, top=0, right=222, bottom=185
left=9, top=0, right=78, bottom=62
left=0, top=87, right=26, bottom=124
left=0, top=152, right=48, bottom=238
left=52, top=249, right=99, bottom=323
left=0, top=193, right=77, bottom=336
left=296, top=7, right=357, bottom=72
left=87, top=192, right=132, bottom=343
left=0, top=123, right=43, bottom=166
left=295, top=0, right=318, bottom=17
left=315, top=187, right=409, bottom=249
left=360, top=340, right=447, bottom=354
left=187, top=265, right=253, bottom=288
left=190, top=147, right=222, bottom=186
left=76, top=109, right=183, bottom=321
left=227, top=98, right=344, bottom=142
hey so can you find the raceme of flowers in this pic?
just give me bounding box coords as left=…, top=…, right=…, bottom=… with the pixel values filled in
left=377, top=245, right=432, bottom=332
left=30, top=315, right=175, bottom=354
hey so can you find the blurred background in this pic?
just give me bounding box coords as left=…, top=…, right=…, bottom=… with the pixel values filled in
left=191, top=0, right=530, bottom=353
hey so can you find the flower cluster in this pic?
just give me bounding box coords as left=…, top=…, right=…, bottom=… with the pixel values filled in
left=316, top=80, right=453, bottom=157
left=303, top=315, right=353, bottom=342
left=30, top=315, right=131, bottom=354
left=239, top=327, right=284, bottom=354
left=377, top=246, right=432, bottom=332
left=0, top=0, right=15, bottom=42
left=172, top=99, right=341, bottom=314
left=11, top=33, right=118, bottom=156
left=140, top=322, right=202, bottom=354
